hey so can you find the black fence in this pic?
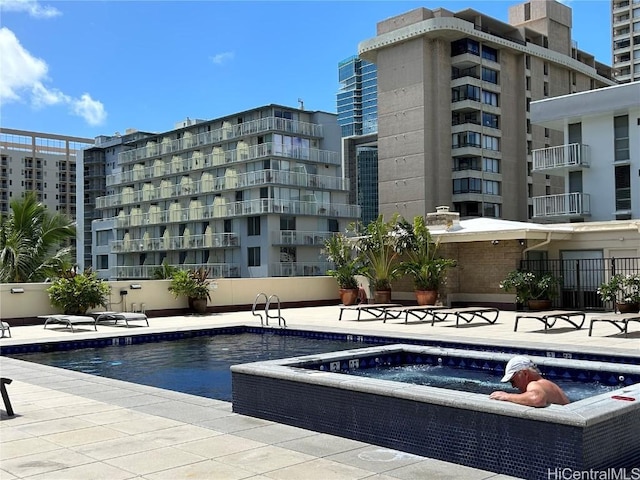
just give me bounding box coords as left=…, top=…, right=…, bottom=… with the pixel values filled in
left=520, top=257, right=640, bottom=311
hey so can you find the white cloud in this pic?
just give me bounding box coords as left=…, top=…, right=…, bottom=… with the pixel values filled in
left=0, top=27, right=107, bottom=126
left=210, top=51, right=234, bottom=65
left=72, top=94, right=107, bottom=126
left=0, top=0, right=61, bottom=18
left=0, top=27, right=48, bottom=102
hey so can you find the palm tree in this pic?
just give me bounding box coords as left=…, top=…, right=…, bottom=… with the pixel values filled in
left=0, top=192, right=76, bottom=283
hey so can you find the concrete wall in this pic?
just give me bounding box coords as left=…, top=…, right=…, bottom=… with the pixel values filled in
left=0, top=277, right=340, bottom=322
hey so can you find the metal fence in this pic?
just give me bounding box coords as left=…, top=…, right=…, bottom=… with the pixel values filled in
left=520, top=257, right=640, bottom=311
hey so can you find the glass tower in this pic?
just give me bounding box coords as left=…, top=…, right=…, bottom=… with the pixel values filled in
left=337, top=56, right=379, bottom=225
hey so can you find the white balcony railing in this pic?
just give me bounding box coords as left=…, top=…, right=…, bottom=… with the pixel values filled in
left=118, top=116, right=324, bottom=164
left=111, top=233, right=239, bottom=253
left=272, top=230, right=334, bottom=246
left=115, top=263, right=239, bottom=279
left=269, top=262, right=332, bottom=277
left=532, top=193, right=591, bottom=218
left=532, top=143, right=589, bottom=171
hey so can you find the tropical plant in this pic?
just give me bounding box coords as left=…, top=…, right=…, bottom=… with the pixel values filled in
left=168, top=268, right=212, bottom=301
left=152, top=260, right=179, bottom=279
left=597, top=273, right=640, bottom=305
left=0, top=192, right=76, bottom=283
left=353, top=214, right=403, bottom=291
left=499, top=270, right=559, bottom=304
left=323, top=233, right=364, bottom=289
left=396, top=216, right=457, bottom=291
left=47, top=268, right=110, bottom=315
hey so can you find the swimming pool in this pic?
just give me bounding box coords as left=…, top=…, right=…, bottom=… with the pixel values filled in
left=6, top=333, right=377, bottom=401
left=232, top=343, right=640, bottom=480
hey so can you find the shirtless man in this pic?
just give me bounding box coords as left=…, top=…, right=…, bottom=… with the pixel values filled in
left=490, top=356, right=569, bottom=407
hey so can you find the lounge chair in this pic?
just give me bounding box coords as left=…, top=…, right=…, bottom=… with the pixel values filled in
left=1, top=378, right=14, bottom=416
left=338, top=303, right=402, bottom=321
left=429, top=306, right=500, bottom=327
left=382, top=305, right=448, bottom=324
left=40, top=314, right=97, bottom=332
left=514, top=310, right=585, bottom=332
left=588, top=313, right=640, bottom=337
left=1, top=321, right=11, bottom=338
left=92, top=311, right=149, bottom=327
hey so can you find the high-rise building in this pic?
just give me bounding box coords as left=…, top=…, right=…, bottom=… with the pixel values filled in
left=337, top=56, right=379, bottom=225
left=359, top=0, right=615, bottom=222
left=0, top=128, right=93, bottom=218
left=531, top=82, right=640, bottom=221
left=612, top=0, right=640, bottom=83
left=90, top=105, right=359, bottom=280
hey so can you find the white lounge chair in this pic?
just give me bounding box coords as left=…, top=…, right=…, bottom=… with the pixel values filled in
left=40, top=314, right=97, bottom=332
left=92, top=311, right=149, bottom=327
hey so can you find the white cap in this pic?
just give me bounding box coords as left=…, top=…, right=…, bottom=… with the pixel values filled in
left=501, top=356, right=536, bottom=382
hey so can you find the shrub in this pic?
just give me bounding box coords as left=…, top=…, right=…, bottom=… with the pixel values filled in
left=47, top=269, right=110, bottom=315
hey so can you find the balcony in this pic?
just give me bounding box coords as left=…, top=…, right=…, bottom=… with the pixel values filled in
left=115, top=263, right=240, bottom=280
left=118, top=116, right=324, bottom=164
left=532, top=193, right=591, bottom=219
left=272, top=230, right=333, bottom=246
left=532, top=143, right=589, bottom=173
left=270, top=262, right=331, bottom=277
left=111, top=232, right=239, bottom=253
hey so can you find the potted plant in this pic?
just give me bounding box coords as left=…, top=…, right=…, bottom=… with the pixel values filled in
left=47, top=268, right=110, bottom=315
left=324, top=233, right=365, bottom=306
left=597, top=273, right=640, bottom=313
left=169, top=267, right=212, bottom=314
left=354, top=214, right=404, bottom=304
left=500, top=270, right=559, bottom=310
left=396, top=216, right=457, bottom=305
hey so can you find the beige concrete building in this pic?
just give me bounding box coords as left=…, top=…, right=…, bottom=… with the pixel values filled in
left=358, top=0, right=615, bottom=222
left=612, top=0, right=640, bottom=83
left=0, top=128, right=93, bottom=218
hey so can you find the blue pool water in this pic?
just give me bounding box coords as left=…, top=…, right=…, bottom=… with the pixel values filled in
left=8, top=333, right=376, bottom=401
left=346, top=364, right=618, bottom=402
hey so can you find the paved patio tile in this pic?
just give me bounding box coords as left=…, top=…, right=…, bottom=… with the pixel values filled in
left=41, top=425, right=127, bottom=447
left=133, top=400, right=233, bottom=423
left=104, top=446, right=207, bottom=475
left=233, top=422, right=318, bottom=444
left=22, top=462, right=137, bottom=480
left=383, top=457, right=514, bottom=480
left=74, top=435, right=168, bottom=461
left=174, top=433, right=267, bottom=458
left=143, top=458, right=255, bottom=480
left=12, top=417, right=97, bottom=437
left=326, top=447, right=424, bottom=474
left=0, top=425, right=34, bottom=442
left=276, top=433, right=368, bottom=457
left=0, top=437, right=61, bottom=460
left=0, top=468, right=18, bottom=480
left=0, top=447, right=96, bottom=478
left=263, top=457, right=373, bottom=480
left=198, top=412, right=273, bottom=433
left=132, top=424, right=222, bottom=447
left=215, top=445, right=315, bottom=475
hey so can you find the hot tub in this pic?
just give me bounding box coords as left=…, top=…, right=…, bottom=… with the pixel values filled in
left=231, top=344, right=640, bottom=480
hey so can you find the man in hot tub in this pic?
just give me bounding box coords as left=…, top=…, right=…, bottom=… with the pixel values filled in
left=490, top=356, right=569, bottom=407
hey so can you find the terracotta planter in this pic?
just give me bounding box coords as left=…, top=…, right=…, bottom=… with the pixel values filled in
left=617, top=302, right=640, bottom=314
left=415, top=290, right=438, bottom=306
left=527, top=299, right=552, bottom=311
left=339, top=289, right=359, bottom=306
left=374, top=289, right=392, bottom=304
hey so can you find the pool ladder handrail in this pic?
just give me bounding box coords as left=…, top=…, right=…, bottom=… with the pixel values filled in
left=252, top=293, right=286, bottom=328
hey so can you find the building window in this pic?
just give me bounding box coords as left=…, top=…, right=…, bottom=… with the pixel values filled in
left=97, top=255, right=108, bottom=270
left=614, top=115, right=629, bottom=161
left=483, top=203, right=501, bottom=218
left=481, top=45, right=498, bottom=62
left=483, top=180, right=500, bottom=195
left=248, top=247, right=261, bottom=267
left=280, top=216, right=296, bottom=230
left=543, top=62, right=549, bottom=75
left=482, top=112, right=499, bottom=129
left=481, top=67, right=498, bottom=84
left=482, top=90, right=498, bottom=106
left=483, top=157, right=500, bottom=173
left=452, top=84, right=480, bottom=102
left=247, top=216, right=260, bottom=236
left=525, top=55, right=531, bottom=69
left=328, top=219, right=339, bottom=232
left=452, top=132, right=481, bottom=148
left=453, top=157, right=481, bottom=171
left=453, top=178, right=482, bottom=194
left=543, top=82, right=549, bottom=96
left=451, top=38, right=480, bottom=56
left=482, top=135, right=500, bottom=151
left=615, top=165, right=631, bottom=210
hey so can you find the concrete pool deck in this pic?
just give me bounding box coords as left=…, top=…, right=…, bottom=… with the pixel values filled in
left=1, top=306, right=638, bottom=480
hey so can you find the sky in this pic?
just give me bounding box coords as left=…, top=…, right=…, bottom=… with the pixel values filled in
left=0, top=0, right=612, bottom=140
